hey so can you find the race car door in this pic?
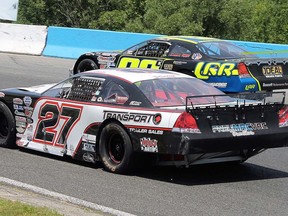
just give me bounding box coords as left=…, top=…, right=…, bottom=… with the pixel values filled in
left=117, top=41, right=170, bottom=70
left=19, top=77, right=87, bottom=157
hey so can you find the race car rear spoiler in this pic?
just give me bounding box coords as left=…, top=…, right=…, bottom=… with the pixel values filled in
left=186, top=92, right=286, bottom=121
left=186, top=92, right=285, bottom=109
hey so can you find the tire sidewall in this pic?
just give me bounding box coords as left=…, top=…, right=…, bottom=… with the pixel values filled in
left=0, top=101, right=15, bottom=148
left=76, top=58, right=98, bottom=73
left=99, top=123, right=133, bottom=174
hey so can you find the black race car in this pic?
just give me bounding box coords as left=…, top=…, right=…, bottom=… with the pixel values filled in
left=1, top=68, right=288, bottom=174
left=72, top=36, right=288, bottom=93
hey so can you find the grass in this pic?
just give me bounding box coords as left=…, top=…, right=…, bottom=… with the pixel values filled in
left=0, top=198, right=63, bottom=216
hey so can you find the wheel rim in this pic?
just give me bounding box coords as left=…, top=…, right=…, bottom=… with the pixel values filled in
left=0, top=113, right=8, bottom=139
left=107, top=133, right=124, bottom=164
left=77, top=60, right=97, bottom=73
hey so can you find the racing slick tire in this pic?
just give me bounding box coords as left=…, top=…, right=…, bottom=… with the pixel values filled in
left=99, top=123, right=134, bottom=174
left=0, top=101, right=16, bottom=148
left=75, top=58, right=98, bottom=74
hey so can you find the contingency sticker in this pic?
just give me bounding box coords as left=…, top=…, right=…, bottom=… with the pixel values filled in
left=140, top=137, right=158, bottom=153
left=212, top=122, right=268, bottom=137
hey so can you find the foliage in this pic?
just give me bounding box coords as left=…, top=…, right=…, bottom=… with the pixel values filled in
left=0, top=198, right=62, bottom=216
left=16, top=0, right=288, bottom=43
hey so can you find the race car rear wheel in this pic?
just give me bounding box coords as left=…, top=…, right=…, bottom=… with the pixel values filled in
left=99, top=123, right=134, bottom=174
left=0, top=101, right=16, bottom=148
left=76, top=58, right=98, bottom=73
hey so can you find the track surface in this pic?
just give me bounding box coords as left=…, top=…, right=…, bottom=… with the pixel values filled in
left=0, top=53, right=288, bottom=216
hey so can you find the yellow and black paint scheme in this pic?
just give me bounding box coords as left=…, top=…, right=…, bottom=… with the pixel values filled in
left=73, top=36, right=288, bottom=93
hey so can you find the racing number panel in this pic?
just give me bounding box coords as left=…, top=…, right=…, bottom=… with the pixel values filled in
left=117, top=56, right=164, bottom=70
left=34, top=101, right=83, bottom=147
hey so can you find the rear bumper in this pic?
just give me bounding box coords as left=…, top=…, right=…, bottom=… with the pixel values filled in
left=173, top=130, right=288, bottom=155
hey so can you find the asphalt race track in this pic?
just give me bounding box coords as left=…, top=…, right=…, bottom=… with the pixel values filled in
left=0, top=53, right=288, bottom=216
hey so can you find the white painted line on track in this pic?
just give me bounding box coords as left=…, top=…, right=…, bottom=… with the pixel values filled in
left=0, top=177, right=136, bottom=216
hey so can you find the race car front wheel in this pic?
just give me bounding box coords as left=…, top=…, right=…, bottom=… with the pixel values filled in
left=0, top=101, right=16, bottom=148
left=76, top=58, right=98, bottom=74
left=99, top=123, right=134, bottom=174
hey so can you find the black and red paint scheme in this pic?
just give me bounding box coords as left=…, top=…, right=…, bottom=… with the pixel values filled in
left=1, top=68, right=288, bottom=174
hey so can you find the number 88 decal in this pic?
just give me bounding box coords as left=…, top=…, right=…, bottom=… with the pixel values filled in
left=34, top=101, right=83, bottom=147
left=118, top=57, right=161, bottom=69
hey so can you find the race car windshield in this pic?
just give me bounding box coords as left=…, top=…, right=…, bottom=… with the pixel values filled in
left=196, top=41, right=256, bottom=59
left=135, top=77, right=230, bottom=107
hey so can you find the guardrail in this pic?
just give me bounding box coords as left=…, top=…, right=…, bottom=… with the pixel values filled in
left=0, top=23, right=47, bottom=55
left=42, top=26, right=162, bottom=59
left=0, top=23, right=287, bottom=59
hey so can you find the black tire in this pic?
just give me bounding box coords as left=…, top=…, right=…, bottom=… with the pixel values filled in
left=0, top=101, right=16, bottom=148
left=99, top=123, right=134, bottom=174
left=75, top=58, right=98, bottom=74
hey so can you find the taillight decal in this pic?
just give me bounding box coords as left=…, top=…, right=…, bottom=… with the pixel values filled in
left=172, top=112, right=201, bottom=133
left=279, top=106, right=288, bottom=127
left=238, top=62, right=250, bottom=78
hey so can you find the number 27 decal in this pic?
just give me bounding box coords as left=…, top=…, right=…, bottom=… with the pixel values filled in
left=34, top=101, right=83, bottom=147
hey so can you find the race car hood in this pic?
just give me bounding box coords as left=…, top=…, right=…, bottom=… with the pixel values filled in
left=93, top=51, right=121, bottom=57
left=17, top=83, right=56, bottom=94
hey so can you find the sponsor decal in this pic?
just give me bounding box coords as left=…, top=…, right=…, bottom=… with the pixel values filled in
left=82, top=143, right=96, bottom=152
left=24, top=106, right=33, bottom=111
left=23, top=96, right=32, bottom=106
left=210, top=82, right=227, bottom=88
left=172, top=128, right=201, bottom=133
left=191, top=53, right=202, bottom=60
left=97, top=56, right=116, bottom=62
left=16, top=127, right=25, bottom=134
left=82, top=134, right=96, bottom=152
left=262, top=65, right=283, bottom=78
left=245, top=84, right=256, bottom=91
left=263, top=82, right=288, bottom=87
left=100, top=64, right=107, bottom=69
left=15, top=110, right=25, bottom=116
left=83, top=152, right=95, bottom=163
left=129, top=128, right=164, bottom=135
left=140, top=137, right=158, bottom=153
left=163, top=64, right=173, bottom=70
left=263, top=83, right=273, bottom=87
left=16, top=133, right=25, bottom=138
left=212, top=122, right=268, bottom=137
left=0, top=92, right=5, bottom=97
left=173, top=61, right=187, bottom=65
left=232, top=131, right=255, bottom=137
left=129, top=101, right=142, bottom=106
left=26, top=125, right=33, bottom=141
left=24, top=109, right=33, bottom=117
left=182, top=54, right=190, bottom=58
left=13, top=104, right=24, bottom=110
left=16, top=121, right=26, bottom=128
left=153, top=113, right=162, bottom=125
left=16, top=140, right=25, bottom=146
left=103, top=111, right=161, bottom=125
left=27, top=117, right=33, bottom=124
left=15, top=116, right=26, bottom=123
left=194, top=62, right=238, bottom=80
left=13, top=98, right=23, bottom=105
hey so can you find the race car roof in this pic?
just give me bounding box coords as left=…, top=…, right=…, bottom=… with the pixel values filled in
left=157, top=36, right=221, bottom=44
left=84, top=68, right=193, bottom=83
